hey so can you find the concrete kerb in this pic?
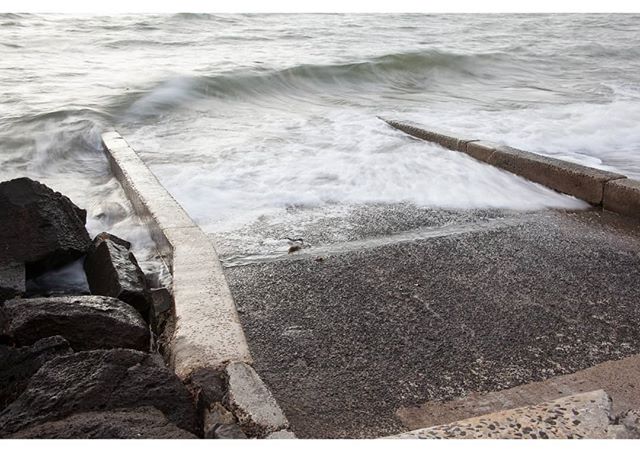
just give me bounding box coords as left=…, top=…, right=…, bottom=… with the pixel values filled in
left=101, top=131, right=291, bottom=437
left=382, top=118, right=632, bottom=209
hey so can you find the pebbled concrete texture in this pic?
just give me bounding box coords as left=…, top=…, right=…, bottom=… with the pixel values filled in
left=485, top=144, right=625, bottom=205
left=266, top=429, right=297, bottom=439
left=224, top=207, right=640, bottom=438
left=225, top=361, right=289, bottom=438
left=387, top=390, right=636, bottom=439
left=102, top=132, right=251, bottom=377
left=604, top=178, right=640, bottom=219
left=461, top=140, right=496, bottom=163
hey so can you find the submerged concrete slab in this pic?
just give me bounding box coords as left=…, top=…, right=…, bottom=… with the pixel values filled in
left=397, top=353, right=640, bottom=431
left=223, top=207, right=640, bottom=438
left=388, top=390, right=633, bottom=439
left=101, top=131, right=251, bottom=377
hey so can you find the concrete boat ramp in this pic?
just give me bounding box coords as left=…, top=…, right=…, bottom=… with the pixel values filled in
left=102, top=121, right=640, bottom=439
left=220, top=205, right=640, bottom=438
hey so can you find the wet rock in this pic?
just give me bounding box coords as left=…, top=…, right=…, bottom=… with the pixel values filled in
left=8, top=407, right=197, bottom=439
left=91, top=231, right=131, bottom=249
left=0, top=177, right=91, bottom=277
left=0, top=262, right=25, bottom=302
left=0, top=336, right=72, bottom=410
left=203, top=402, right=236, bottom=439
left=213, top=423, right=248, bottom=439
left=225, top=361, right=289, bottom=437
left=0, top=348, right=198, bottom=436
left=3, top=296, right=150, bottom=352
left=149, top=287, right=173, bottom=333
left=84, top=232, right=150, bottom=317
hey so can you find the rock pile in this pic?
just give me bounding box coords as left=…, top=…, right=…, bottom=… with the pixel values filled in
left=0, top=177, right=290, bottom=439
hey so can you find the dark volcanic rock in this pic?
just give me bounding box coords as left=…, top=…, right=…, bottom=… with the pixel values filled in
left=0, top=307, right=8, bottom=343
left=0, top=177, right=91, bottom=277
left=0, top=349, right=198, bottom=435
left=149, top=287, right=173, bottom=333
left=213, top=423, right=248, bottom=439
left=184, top=367, right=226, bottom=413
left=203, top=402, right=237, bottom=439
left=8, top=407, right=197, bottom=439
left=0, top=262, right=25, bottom=302
left=3, top=296, right=150, bottom=352
left=0, top=336, right=72, bottom=410
left=84, top=232, right=150, bottom=317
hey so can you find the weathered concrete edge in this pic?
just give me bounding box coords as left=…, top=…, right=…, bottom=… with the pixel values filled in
left=382, top=118, right=637, bottom=215
left=101, top=131, right=253, bottom=376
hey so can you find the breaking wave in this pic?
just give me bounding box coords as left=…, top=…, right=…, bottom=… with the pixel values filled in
left=123, top=50, right=506, bottom=119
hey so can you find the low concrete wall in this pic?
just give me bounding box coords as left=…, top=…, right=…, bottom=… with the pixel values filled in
left=381, top=119, right=474, bottom=152
left=101, top=131, right=252, bottom=378
left=382, top=119, right=636, bottom=212
left=603, top=178, right=640, bottom=219
left=102, top=131, right=295, bottom=437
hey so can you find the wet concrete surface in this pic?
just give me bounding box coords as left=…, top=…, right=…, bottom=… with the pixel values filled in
left=218, top=205, right=640, bottom=438
left=211, top=204, right=518, bottom=262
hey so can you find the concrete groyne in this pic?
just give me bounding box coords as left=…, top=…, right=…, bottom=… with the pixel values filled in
left=382, top=118, right=640, bottom=218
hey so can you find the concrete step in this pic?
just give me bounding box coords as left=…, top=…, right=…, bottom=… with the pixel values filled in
left=396, top=354, right=640, bottom=431
left=387, top=390, right=639, bottom=439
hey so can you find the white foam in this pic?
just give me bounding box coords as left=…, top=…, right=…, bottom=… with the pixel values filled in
left=401, top=95, right=640, bottom=179
left=127, top=108, right=587, bottom=234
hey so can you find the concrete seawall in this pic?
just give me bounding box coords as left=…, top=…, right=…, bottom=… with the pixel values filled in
left=382, top=119, right=638, bottom=218
left=101, top=131, right=252, bottom=377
